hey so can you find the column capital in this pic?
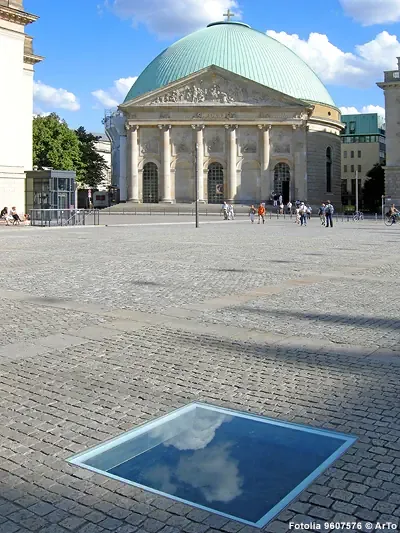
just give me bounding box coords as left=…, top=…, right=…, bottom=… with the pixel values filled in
left=158, top=124, right=171, bottom=130
left=191, top=124, right=205, bottom=130
left=125, top=124, right=139, bottom=132
left=224, top=124, right=238, bottom=130
left=258, top=124, right=272, bottom=131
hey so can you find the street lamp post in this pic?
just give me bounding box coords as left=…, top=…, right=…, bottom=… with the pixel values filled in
left=355, top=170, right=359, bottom=214
left=195, top=142, right=199, bottom=228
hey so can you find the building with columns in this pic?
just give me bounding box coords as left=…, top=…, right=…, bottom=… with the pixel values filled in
left=377, top=58, right=400, bottom=200
left=107, top=19, right=342, bottom=206
left=0, top=0, right=42, bottom=212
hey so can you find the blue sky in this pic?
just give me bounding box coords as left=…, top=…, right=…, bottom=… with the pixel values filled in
left=27, top=0, right=400, bottom=131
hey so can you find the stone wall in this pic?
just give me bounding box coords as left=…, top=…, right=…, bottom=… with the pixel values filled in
left=307, top=130, right=341, bottom=208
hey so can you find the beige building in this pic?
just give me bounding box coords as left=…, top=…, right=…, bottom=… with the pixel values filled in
left=108, top=20, right=343, bottom=207
left=341, top=113, right=386, bottom=205
left=0, top=0, right=42, bottom=212
left=93, top=133, right=112, bottom=190
left=378, top=58, right=400, bottom=200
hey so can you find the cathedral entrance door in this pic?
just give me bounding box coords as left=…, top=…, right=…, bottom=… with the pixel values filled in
left=273, top=162, right=291, bottom=203
left=207, top=163, right=224, bottom=204
left=143, top=162, right=159, bottom=203
left=282, top=180, right=290, bottom=204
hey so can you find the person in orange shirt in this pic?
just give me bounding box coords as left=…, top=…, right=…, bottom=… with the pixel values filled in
left=258, top=203, right=265, bottom=224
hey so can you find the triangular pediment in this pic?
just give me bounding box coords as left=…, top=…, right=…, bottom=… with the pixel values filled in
left=120, top=65, right=311, bottom=109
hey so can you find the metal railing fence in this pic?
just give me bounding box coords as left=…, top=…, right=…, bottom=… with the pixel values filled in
left=29, top=209, right=100, bottom=227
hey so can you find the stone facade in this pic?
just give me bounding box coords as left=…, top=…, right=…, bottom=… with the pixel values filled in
left=307, top=130, right=342, bottom=206
left=0, top=0, right=42, bottom=212
left=377, top=58, right=400, bottom=200
left=109, top=65, right=342, bottom=207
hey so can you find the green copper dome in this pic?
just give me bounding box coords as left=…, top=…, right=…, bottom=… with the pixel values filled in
left=125, top=21, right=335, bottom=106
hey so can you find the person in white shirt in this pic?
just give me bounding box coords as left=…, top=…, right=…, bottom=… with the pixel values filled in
left=286, top=201, right=292, bottom=214
left=222, top=202, right=228, bottom=220
left=228, top=204, right=235, bottom=220
left=278, top=195, right=283, bottom=205
left=299, top=203, right=307, bottom=226
left=295, top=207, right=300, bottom=224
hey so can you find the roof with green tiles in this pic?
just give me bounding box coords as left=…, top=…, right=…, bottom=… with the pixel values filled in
left=125, top=21, right=335, bottom=107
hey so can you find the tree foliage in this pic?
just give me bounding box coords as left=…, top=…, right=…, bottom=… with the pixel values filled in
left=32, top=115, right=109, bottom=188
left=75, top=127, right=109, bottom=188
left=362, top=162, right=385, bottom=212
left=33, top=113, right=82, bottom=177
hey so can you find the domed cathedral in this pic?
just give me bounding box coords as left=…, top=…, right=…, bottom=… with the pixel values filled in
left=112, top=17, right=342, bottom=206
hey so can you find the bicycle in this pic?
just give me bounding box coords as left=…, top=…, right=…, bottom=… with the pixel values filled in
left=353, top=211, right=364, bottom=221
left=385, top=213, right=400, bottom=226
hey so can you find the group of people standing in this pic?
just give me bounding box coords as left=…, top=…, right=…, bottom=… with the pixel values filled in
left=317, top=202, right=335, bottom=228
left=222, top=202, right=235, bottom=220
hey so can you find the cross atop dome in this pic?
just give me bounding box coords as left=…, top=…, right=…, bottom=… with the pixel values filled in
left=223, top=8, right=235, bottom=22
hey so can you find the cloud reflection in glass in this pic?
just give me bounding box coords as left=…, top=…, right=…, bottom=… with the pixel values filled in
left=68, top=403, right=357, bottom=528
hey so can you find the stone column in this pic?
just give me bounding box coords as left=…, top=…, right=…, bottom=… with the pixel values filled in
left=192, top=125, right=205, bottom=202
left=226, top=125, right=238, bottom=202
left=293, top=125, right=307, bottom=202
left=127, top=125, right=139, bottom=202
left=259, top=125, right=271, bottom=200
left=159, top=125, right=173, bottom=203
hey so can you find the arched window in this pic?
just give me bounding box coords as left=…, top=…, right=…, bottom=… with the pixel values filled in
left=326, top=147, right=332, bottom=193
left=273, top=163, right=291, bottom=203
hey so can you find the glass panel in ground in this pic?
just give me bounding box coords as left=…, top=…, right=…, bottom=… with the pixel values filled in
left=106, top=406, right=346, bottom=524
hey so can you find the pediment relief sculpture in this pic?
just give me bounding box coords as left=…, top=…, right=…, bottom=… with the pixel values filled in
left=147, top=75, right=287, bottom=106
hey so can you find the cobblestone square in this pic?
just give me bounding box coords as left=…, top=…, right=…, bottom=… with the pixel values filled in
left=0, top=217, right=400, bottom=533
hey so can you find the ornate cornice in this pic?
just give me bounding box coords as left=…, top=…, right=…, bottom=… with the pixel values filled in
left=0, top=4, right=38, bottom=25
left=23, top=35, right=43, bottom=65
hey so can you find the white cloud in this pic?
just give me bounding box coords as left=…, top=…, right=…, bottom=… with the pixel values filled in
left=339, top=0, right=400, bottom=25
left=33, top=81, right=80, bottom=112
left=108, top=0, right=240, bottom=37
left=142, top=443, right=243, bottom=505
left=340, top=105, right=385, bottom=117
left=92, top=76, right=137, bottom=108
left=151, top=409, right=231, bottom=452
left=266, top=30, right=400, bottom=88
left=176, top=443, right=243, bottom=503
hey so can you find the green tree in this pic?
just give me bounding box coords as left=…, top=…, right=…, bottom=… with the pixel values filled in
left=362, top=162, right=385, bottom=212
left=32, top=113, right=82, bottom=177
left=75, top=127, right=109, bottom=188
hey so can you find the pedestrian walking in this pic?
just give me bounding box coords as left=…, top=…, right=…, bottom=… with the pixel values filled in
left=318, top=203, right=326, bottom=225
left=286, top=201, right=292, bottom=214
left=306, top=205, right=312, bottom=220
left=222, top=201, right=228, bottom=220
left=249, top=205, right=256, bottom=224
left=299, top=202, right=307, bottom=226
left=257, top=203, right=265, bottom=224
left=325, top=200, right=334, bottom=228
left=228, top=204, right=235, bottom=220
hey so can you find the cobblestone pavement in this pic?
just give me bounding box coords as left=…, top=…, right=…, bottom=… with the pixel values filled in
left=1, top=217, right=400, bottom=533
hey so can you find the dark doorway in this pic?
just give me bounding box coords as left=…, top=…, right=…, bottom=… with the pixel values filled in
left=273, top=163, right=291, bottom=203
left=143, top=163, right=159, bottom=203
left=208, top=163, right=224, bottom=204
